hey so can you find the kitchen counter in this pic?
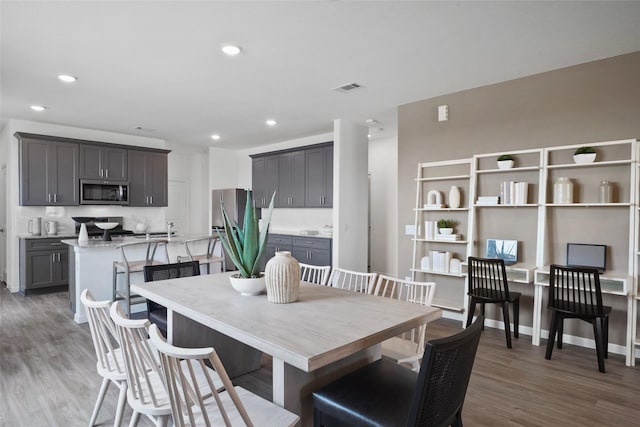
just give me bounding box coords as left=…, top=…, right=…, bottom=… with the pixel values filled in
left=64, top=234, right=224, bottom=324
left=269, top=229, right=333, bottom=239
left=19, top=233, right=77, bottom=239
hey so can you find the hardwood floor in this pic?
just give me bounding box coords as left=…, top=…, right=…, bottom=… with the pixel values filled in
left=2, top=285, right=640, bottom=426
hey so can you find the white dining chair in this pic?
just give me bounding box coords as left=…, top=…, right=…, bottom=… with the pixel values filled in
left=109, top=302, right=225, bottom=427
left=300, top=263, right=331, bottom=285
left=327, top=267, right=378, bottom=293
left=81, top=289, right=128, bottom=427
left=148, top=323, right=300, bottom=427
left=370, top=274, right=437, bottom=371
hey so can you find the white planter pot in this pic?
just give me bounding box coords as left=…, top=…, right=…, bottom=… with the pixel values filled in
left=439, top=228, right=453, bottom=235
left=497, top=160, right=514, bottom=169
left=229, top=274, right=266, bottom=296
left=573, top=153, right=596, bottom=164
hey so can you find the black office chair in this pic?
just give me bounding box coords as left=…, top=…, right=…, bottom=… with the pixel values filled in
left=466, top=256, right=520, bottom=348
left=545, top=264, right=611, bottom=373
left=143, top=261, right=200, bottom=336
left=312, top=316, right=483, bottom=427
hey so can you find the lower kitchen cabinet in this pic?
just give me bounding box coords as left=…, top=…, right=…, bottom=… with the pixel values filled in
left=261, top=234, right=332, bottom=271
left=19, top=238, right=69, bottom=295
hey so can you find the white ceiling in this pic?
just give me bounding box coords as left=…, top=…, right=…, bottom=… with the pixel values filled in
left=2, top=1, right=640, bottom=150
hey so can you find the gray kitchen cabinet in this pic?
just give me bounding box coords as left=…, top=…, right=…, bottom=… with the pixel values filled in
left=305, top=145, right=333, bottom=207
left=18, top=135, right=79, bottom=206
left=128, top=150, right=168, bottom=206
left=277, top=150, right=306, bottom=207
left=19, top=238, right=69, bottom=295
left=292, top=236, right=332, bottom=266
left=79, top=143, right=127, bottom=181
left=261, top=234, right=293, bottom=271
left=252, top=155, right=279, bottom=208
left=251, top=142, right=333, bottom=209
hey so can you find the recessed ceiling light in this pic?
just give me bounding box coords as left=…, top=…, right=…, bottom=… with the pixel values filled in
left=58, top=74, right=77, bottom=83
left=265, top=119, right=277, bottom=127
left=30, top=105, right=47, bottom=112
left=211, top=134, right=221, bottom=141
left=221, top=45, right=242, bottom=56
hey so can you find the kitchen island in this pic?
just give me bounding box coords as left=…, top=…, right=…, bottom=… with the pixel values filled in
left=62, top=234, right=223, bottom=323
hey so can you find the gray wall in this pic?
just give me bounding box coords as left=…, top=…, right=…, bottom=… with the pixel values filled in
left=397, top=51, right=640, bottom=346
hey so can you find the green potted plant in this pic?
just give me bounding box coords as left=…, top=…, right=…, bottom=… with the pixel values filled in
left=573, top=146, right=596, bottom=164
left=437, top=219, right=457, bottom=235
left=497, top=154, right=515, bottom=169
left=217, top=190, right=275, bottom=295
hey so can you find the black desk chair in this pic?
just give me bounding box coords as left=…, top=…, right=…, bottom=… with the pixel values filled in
left=143, top=261, right=200, bottom=336
left=545, top=264, right=611, bottom=373
left=312, top=316, right=483, bottom=427
left=466, top=256, right=521, bottom=348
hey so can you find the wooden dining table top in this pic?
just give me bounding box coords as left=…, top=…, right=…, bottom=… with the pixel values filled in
left=132, top=271, right=442, bottom=372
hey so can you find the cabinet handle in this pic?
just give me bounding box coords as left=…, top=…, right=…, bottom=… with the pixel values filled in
left=51, top=253, right=54, bottom=263
left=146, top=196, right=149, bottom=204
left=53, top=194, right=57, bottom=203
left=100, top=169, right=103, bottom=177
left=57, top=253, right=61, bottom=262
left=150, top=195, right=153, bottom=204
left=105, top=169, right=109, bottom=178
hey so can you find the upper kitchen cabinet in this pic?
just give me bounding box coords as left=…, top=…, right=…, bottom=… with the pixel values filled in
left=17, top=133, right=79, bottom=206
left=128, top=149, right=169, bottom=206
left=252, top=155, right=279, bottom=208
left=305, top=145, right=333, bottom=207
left=79, top=144, right=127, bottom=181
left=277, top=150, right=306, bottom=207
left=251, top=142, right=333, bottom=208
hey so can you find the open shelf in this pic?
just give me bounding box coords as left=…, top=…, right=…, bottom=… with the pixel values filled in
left=461, top=262, right=534, bottom=284
left=410, top=268, right=463, bottom=278
left=534, top=268, right=629, bottom=296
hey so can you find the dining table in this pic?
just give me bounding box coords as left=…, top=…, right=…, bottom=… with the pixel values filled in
left=132, top=271, right=442, bottom=426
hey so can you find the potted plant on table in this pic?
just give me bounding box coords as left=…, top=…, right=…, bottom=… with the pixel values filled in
left=437, top=219, right=457, bottom=235
left=217, top=190, right=275, bottom=295
left=497, top=154, right=515, bottom=169
left=573, top=146, right=596, bottom=164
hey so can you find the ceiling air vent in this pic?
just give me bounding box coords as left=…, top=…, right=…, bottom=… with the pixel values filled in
left=333, top=82, right=363, bottom=93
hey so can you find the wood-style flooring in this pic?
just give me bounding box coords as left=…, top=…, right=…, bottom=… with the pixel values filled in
left=2, top=285, right=640, bottom=426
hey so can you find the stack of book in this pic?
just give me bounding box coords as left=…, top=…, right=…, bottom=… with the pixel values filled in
left=476, top=196, right=500, bottom=205
left=434, top=233, right=462, bottom=241
left=424, top=221, right=438, bottom=240
left=430, top=250, right=452, bottom=272
left=500, top=181, right=529, bottom=205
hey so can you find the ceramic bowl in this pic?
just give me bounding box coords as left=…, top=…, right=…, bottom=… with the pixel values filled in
left=95, top=222, right=119, bottom=230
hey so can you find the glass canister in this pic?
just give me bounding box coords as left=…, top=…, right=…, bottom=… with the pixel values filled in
left=553, top=177, right=573, bottom=204
left=599, top=180, right=613, bottom=203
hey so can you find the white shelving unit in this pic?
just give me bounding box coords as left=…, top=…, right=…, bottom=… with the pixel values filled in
left=412, top=139, right=639, bottom=365
left=411, top=159, right=474, bottom=316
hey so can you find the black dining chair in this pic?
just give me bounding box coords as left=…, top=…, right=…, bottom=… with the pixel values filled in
left=545, top=264, right=611, bottom=373
left=312, top=315, right=483, bottom=427
left=143, top=261, right=200, bottom=336
left=466, top=256, right=520, bottom=348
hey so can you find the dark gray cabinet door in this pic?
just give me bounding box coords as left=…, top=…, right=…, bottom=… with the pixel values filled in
left=252, top=155, right=279, bottom=208
left=128, top=150, right=168, bottom=206
left=25, top=251, right=56, bottom=289
left=292, top=247, right=331, bottom=266
left=147, top=152, right=168, bottom=206
left=79, top=144, right=128, bottom=180
left=20, top=238, right=69, bottom=294
left=277, top=150, right=305, bottom=207
left=305, top=146, right=333, bottom=207
left=20, top=139, right=79, bottom=206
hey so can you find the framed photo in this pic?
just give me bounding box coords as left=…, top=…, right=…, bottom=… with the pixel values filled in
left=486, top=239, right=518, bottom=265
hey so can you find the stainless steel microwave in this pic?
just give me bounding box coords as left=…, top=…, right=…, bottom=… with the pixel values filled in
left=80, top=179, right=129, bottom=205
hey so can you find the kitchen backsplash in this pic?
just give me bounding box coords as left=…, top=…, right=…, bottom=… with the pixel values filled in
left=17, top=205, right=168, bottom=236
left=266, top=208, right=333, bottom=234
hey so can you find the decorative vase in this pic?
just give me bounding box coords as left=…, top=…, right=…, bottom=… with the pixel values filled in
left=553, top=177, right=573, bottom=204
left=78, top=223, right=89, bottom=244
left=449, top=186, right=461, bottom=208
left=229, top=274, right=266, bottom=296
left=265, top=251, right=300, bottom=303
left=599, top=180, right=613, bottom=203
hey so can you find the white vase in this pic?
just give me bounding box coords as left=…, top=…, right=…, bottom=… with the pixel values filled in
left=449, top=186, right=461, bottom=208
left=553, top=177, right=573, bottom=204
left=265, top=251, right=300, bottom=303
left=229, top=274, right=266, bottom=296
